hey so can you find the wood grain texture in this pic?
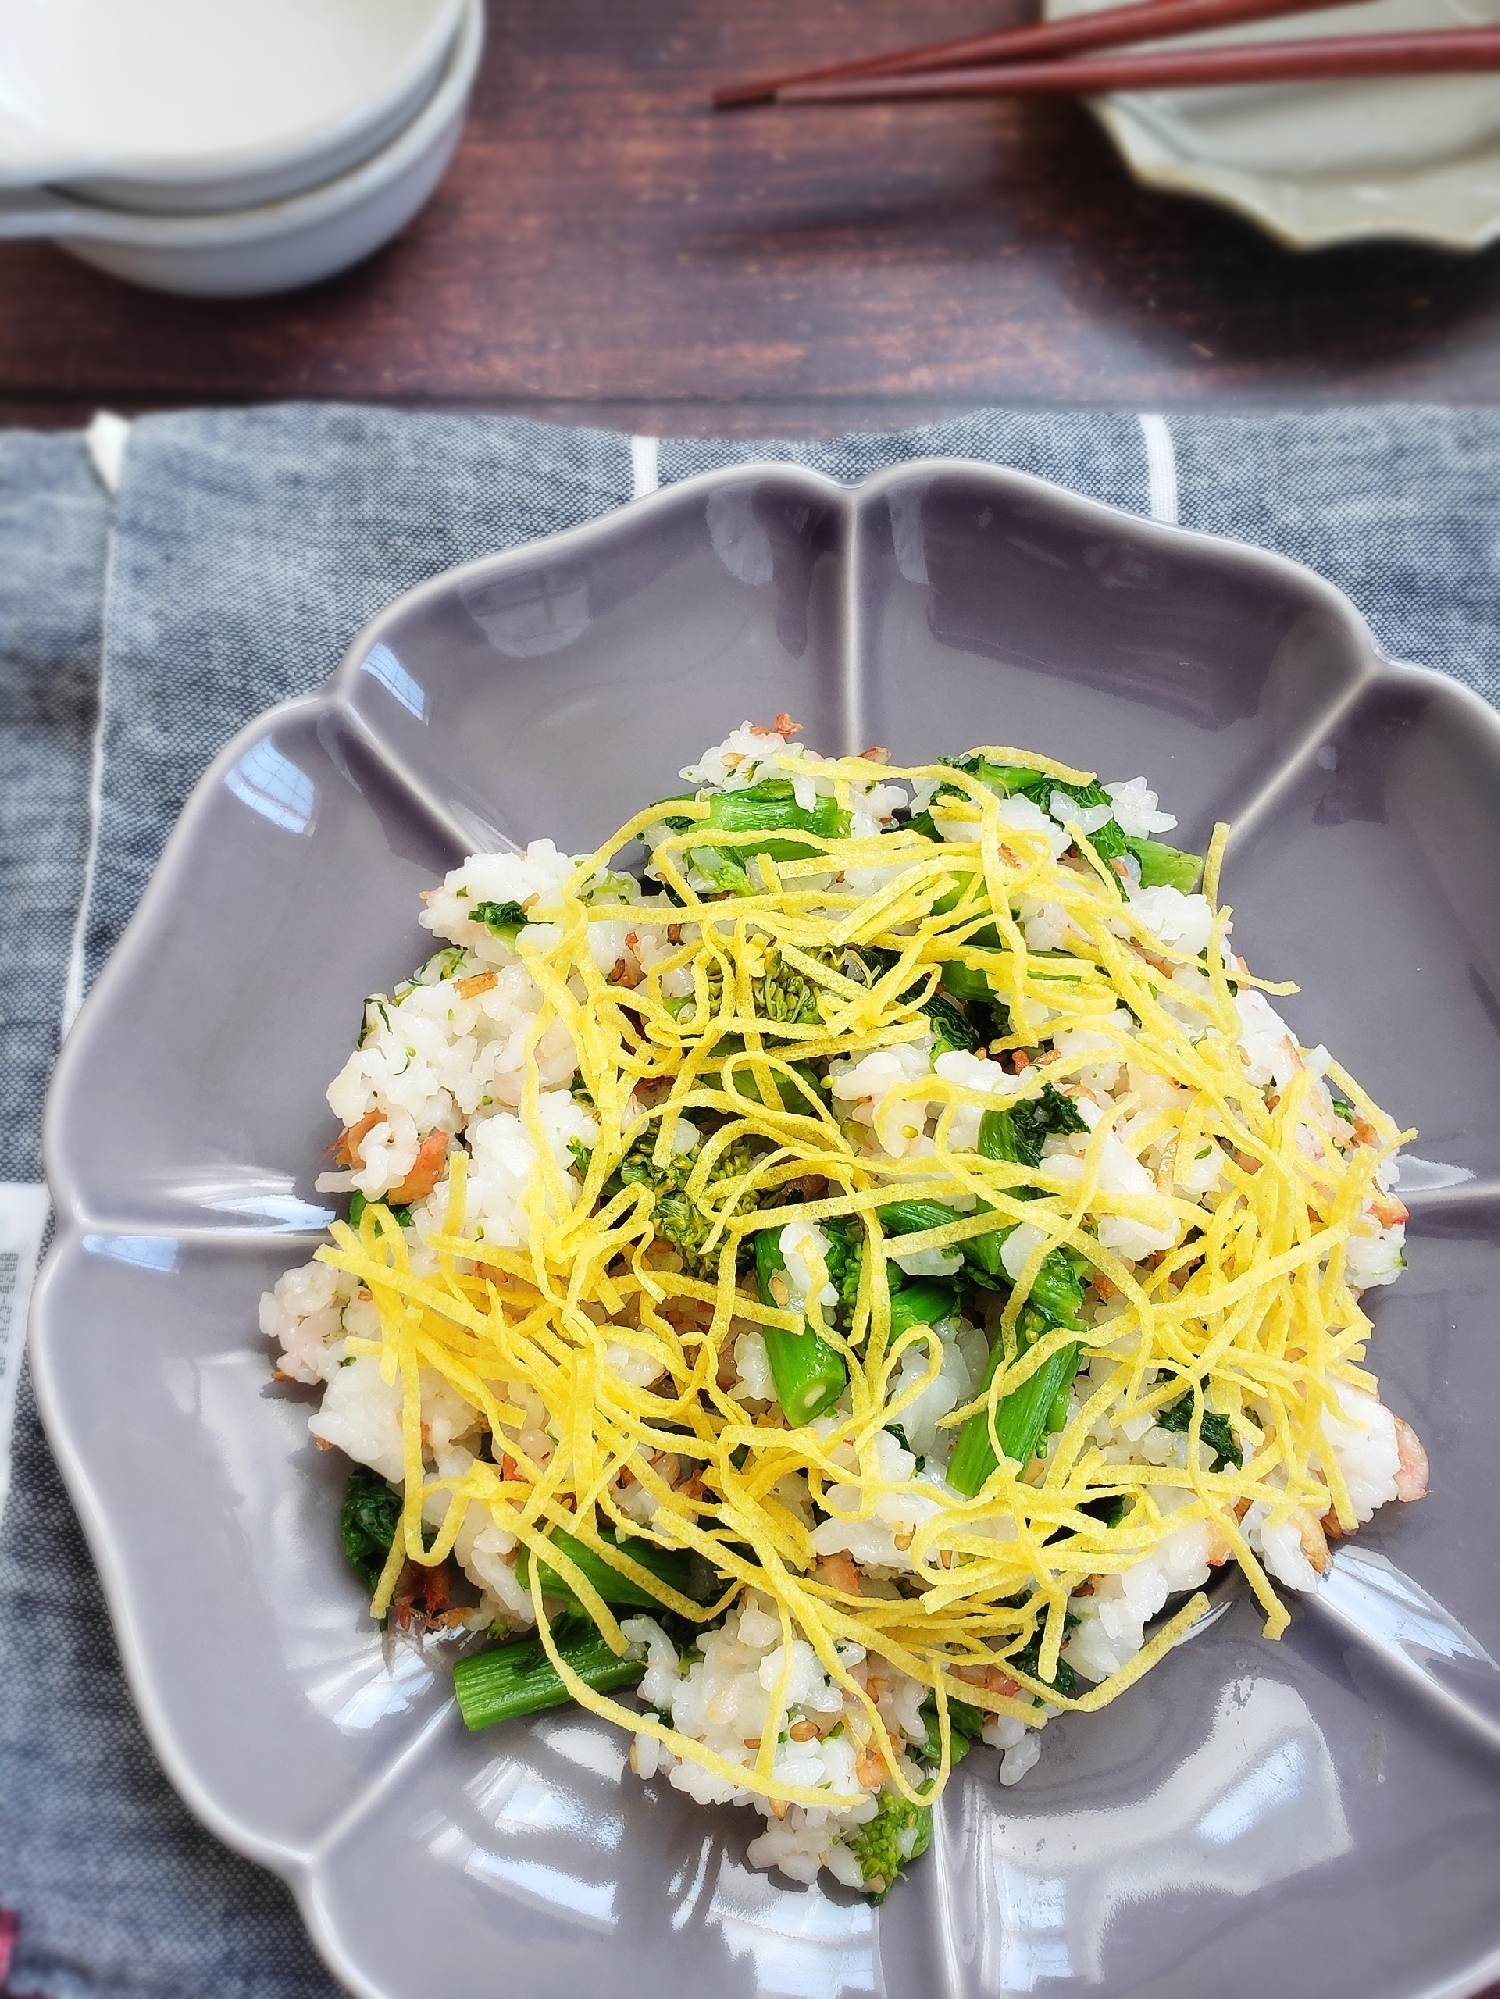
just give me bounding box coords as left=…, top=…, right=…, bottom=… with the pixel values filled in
left=5, top=0, right=1500, bottom=427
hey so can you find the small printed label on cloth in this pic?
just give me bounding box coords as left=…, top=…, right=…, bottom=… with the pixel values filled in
left=0, top=1183, right=50, bottom=1529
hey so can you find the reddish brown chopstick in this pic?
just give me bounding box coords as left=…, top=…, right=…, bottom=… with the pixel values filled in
left=713, top=0, right=1368, bottom=107
left=773, top=25, right=1500, bottom=100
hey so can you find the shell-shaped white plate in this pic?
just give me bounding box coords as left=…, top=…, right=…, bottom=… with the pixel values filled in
left=1046, top=0, right=1500, bottom=249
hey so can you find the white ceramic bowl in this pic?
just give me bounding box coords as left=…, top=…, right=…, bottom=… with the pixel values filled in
left=0, top=0, right=483, bottom=297
left=0, top=0, right=464, bottom=214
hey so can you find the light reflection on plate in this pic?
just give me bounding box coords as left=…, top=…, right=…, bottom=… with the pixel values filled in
left=949, top=1678, right=1348, bottom=1992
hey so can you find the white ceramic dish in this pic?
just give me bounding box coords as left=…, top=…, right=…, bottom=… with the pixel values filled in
left=1045, top=0, right=1500, bottom=250
left=0, top=0, right=464, bottom=213
left=0, top=0, right=482, bottom=298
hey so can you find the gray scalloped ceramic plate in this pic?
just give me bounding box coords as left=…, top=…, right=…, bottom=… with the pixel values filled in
left=1046, top=0, right=1500, bottom=250
left=35, top=461, right=1500, bottom=1999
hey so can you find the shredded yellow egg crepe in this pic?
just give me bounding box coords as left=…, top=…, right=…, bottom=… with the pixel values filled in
left=264, top=724, right=1425, bottom=1898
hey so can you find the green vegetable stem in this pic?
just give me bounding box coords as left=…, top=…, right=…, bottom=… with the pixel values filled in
left=515, top=1526, right=695, bottom=1609
left=754, top=1228, right=848, bottom=1424
left=887, top=1279, right=959, bottom=1341
left=704, top=779, right=852, bottom=862
left=939, top=957, right=1004, bottom=1004
left=877, top=1197, right=1007, bottom=1288
left=946, top=1331, right=1083, bottom=1498
left=713, top=1055, right=824, bottom=1117
left=1123, top=837, right=1202, bottom=893
left=946, top=1248, right=1087, bottom=1497
left=453, top=1623, right=648, bottom=1731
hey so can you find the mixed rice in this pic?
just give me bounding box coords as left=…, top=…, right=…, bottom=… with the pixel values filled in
left=261, top=719, right=1427, bottom=1898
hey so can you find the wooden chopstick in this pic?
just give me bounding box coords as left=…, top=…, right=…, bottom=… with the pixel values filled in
left=772, top=25, right=1500, bottom=100
left=713, top=0, right=1370, bottom=108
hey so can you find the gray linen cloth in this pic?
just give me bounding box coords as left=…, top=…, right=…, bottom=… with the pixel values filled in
left=5, top=403, right=1500, bottom=1999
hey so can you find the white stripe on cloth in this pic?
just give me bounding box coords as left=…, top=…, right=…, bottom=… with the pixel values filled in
left=86, top=411, right=132, bottom=496
left=1138, top=413, right=1180, bottom=527
left=630, top=433, right=660, bottom=498
left=0, top=1183, right=50, bottom=1532
left=62, top=521, right=118, bottom=1037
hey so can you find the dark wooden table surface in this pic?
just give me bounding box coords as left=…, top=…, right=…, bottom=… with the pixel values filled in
left=7, top=0, right=1500, bottom=435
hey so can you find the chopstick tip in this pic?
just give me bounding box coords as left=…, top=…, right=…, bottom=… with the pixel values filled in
left=711, top=81, right=777, bottom=109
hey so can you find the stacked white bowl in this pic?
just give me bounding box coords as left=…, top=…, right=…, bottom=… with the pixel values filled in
left=0, top=0, right=484, bottom=295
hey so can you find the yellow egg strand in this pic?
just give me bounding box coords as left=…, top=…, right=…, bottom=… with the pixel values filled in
left=317, top=748, right=1410, bottom=1811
